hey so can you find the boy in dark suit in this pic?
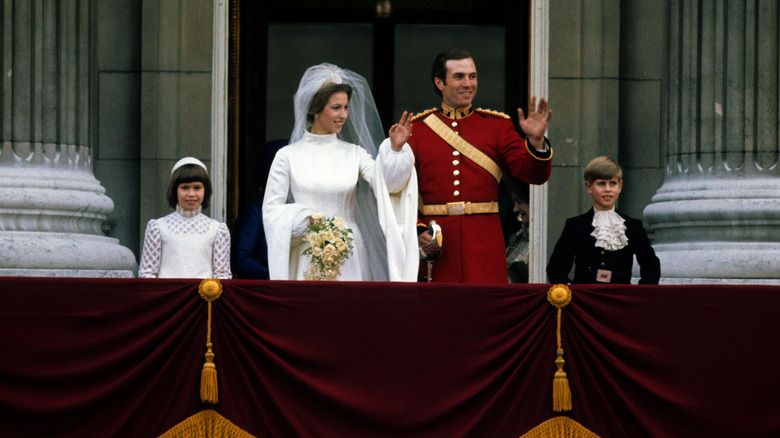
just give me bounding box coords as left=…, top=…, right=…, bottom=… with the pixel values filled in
left=547, top=156, right=660, bottom=284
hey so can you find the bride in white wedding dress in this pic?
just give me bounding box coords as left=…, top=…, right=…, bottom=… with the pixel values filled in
left=262, top=63, right=418, bottom=281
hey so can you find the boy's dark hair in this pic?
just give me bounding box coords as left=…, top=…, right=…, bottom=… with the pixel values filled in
left=307, top=82, right=353, bottom=125
left=166, top=164, right=213, bottom=209
left=431, top=49, right=473, bottom=97
left=584, top=156, right=623, bottom=183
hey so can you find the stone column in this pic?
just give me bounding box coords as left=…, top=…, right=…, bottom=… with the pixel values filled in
left=644, top=0, right=780, bottom=283
left=0, top=0, right=136, bottom=277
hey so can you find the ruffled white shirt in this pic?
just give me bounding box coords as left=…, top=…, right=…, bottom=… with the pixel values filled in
left=138, top=205, right=232, bottom=279
left=591, top=208, right=629, bottom=251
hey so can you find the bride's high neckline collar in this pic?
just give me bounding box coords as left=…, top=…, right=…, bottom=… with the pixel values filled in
left=304, top=130, right=337, bottom=142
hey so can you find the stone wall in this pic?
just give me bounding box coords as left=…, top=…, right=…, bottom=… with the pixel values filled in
left=93, top=0, right=213, bottom=257
left=93, top=0, right=143, bottom=256
left=547, top=0, right=623, bottom=252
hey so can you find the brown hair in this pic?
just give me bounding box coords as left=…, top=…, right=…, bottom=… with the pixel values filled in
left=307, top=82, right=353, bottom=125
left=584, top=156, right=623, bottom=183
left=165, top=164, right=213, bottom=209
left=431, top=49, right=472, bottom=97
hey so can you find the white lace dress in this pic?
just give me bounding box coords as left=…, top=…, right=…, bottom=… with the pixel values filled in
left=138, top=205, right=232, bottom=279
left=262, top=131, right=418, bottom=281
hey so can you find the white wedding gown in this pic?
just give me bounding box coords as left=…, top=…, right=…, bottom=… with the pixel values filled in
left=263, top=131, right=418, bottom=281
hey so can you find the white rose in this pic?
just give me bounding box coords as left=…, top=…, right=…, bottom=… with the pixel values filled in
left=333, top=217, right=345, bottom=229
left=312, top=212, right=325, bottom=220
left=323, top=244, right=336, bottom=258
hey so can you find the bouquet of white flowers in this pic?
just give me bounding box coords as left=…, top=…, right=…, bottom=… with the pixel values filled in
left=302, top=213, right=355, bottom=281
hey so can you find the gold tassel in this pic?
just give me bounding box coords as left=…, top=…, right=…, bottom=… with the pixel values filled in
left=547, top=284, right=573, bottom=412
left=552, top=349, right=572, bottom=412
left=200, top=341, right=218, bottom=404
left=158, top=409, right=257, bottom=438
left=198, top=279, right=223, bottom=405
left=518, top=416, right=601, bottom=438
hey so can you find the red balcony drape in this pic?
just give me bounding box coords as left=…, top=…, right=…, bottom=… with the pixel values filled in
left=1, top=278, right=779, bottom=437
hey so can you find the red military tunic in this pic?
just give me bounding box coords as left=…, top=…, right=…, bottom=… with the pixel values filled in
left=408, top=105, right=552, bottom=283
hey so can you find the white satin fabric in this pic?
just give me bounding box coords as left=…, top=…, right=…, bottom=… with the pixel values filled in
left=262, top=132, right=418, bottom=281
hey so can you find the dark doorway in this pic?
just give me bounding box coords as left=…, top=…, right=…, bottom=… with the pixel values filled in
left=228, top=0, right=530, bottom=225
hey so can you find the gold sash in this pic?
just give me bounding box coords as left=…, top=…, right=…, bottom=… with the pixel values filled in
left=422, top=114, right=502, bottom=183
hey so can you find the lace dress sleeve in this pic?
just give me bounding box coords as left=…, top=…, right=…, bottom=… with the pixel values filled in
left=138, top=219, right=162, bottom=278
left=212, top=222, right=232, bottom=279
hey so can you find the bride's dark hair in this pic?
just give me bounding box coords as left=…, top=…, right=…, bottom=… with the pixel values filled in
left=307, top=83, right=353, bottom=125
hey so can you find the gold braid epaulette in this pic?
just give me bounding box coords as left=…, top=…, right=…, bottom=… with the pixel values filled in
left=475, top=108, right=510, bottom=119
left=411, top=108, right=439, bottom=122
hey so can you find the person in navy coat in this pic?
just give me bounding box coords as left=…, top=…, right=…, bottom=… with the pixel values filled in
left=231, top=201, right=269, bottom=279
left=547, top=156, right=660, bottom=284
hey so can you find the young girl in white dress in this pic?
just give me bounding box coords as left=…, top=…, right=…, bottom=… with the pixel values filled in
left=263, top=63, right=418, bottom=281
left=138, top=157, right=232, bottom=279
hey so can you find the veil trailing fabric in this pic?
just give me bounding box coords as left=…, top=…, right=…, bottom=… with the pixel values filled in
left=288, top=63, right=417, bottom=281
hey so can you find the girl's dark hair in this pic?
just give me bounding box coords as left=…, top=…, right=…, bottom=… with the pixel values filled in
left=165, top=164, right=213, bottom=209
left=431, top=49, right=472, bottom=97
left=307, top=83, right=353, bottom=125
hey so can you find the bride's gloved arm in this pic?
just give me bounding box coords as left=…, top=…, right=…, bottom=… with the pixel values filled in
left=291, top=210, right=313, bottom=238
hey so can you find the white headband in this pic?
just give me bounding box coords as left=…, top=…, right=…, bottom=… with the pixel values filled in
left=171, top=157, right=208, bottom=175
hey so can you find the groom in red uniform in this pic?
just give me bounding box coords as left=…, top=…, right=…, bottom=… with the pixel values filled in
left=408, top=49, right=553, bottom=283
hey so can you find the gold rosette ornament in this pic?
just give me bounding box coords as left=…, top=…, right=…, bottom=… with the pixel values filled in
left=198, top=278, right=223, bottom=404
left=547, top=284, right=573, bottom=412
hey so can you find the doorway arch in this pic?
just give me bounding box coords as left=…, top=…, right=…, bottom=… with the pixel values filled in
left=210, top=0, right=551, bottom=282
